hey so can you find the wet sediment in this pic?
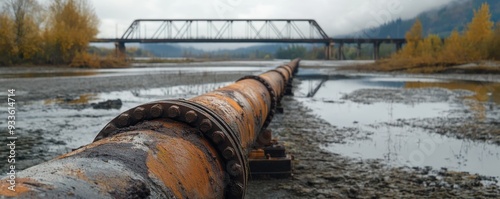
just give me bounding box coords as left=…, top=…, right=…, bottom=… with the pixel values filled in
left=247, top=84, right=499, bottom=198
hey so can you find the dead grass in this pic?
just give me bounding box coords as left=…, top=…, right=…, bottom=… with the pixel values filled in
left=70, top=53, right=129, bottom=68
left=341, top=58, right=500, bottom=74
left=132, top=57, right=195, bottom=64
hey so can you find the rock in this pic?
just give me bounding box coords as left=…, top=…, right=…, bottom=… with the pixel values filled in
left=91, top=99, right=122, bottom=110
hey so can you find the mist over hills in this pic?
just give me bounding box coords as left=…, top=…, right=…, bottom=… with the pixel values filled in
left=353, top=0, right=499, bottom=38
left=141, top=0, right=499, bottom=57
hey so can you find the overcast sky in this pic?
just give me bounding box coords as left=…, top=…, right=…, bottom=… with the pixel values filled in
left=88, top=0, right=459, bottom=37
left=82, top=0, right=459, bottom=49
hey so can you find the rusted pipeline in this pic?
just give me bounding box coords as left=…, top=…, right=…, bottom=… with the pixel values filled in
left=1, top=120, right=225, bottom=198
left=0, top=59, right=300, bottom=198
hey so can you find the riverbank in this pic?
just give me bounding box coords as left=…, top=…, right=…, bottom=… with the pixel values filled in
left=339, top=59, right=500, bottom=74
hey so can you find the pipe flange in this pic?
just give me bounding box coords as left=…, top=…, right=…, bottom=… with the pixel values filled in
left=236, top=75, right=276, bottom=131
left=93, top=100, right=247, bottom=198
left=278, top=65, right=293, bottom=79
left=267, top=69, right=288, bottom=99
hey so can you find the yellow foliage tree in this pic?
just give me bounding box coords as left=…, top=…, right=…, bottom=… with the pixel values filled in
left=416, top=34, right=443, bottom=64
left=2, top=0, right=43, bottom=63
left=439, top=30, right=467, bottom=63
left=463, top=3, right=493, bottom=61
left=380, top=2, right=498, bottom=73
left=399, top=19, right=423, bottom=58
left=0, top=13, right=15, bottom=65
left=45, top=0, right=99, bottom=64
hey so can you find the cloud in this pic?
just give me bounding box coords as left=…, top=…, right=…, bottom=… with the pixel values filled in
left=88, top=0, right=459, bottom=38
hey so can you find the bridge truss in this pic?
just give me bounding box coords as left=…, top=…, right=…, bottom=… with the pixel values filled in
left=120, top=19, right=330, bottom=42
left=91, top=19, right=407, bottom=60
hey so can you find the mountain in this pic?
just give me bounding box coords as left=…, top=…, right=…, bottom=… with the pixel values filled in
left=140, top=43, right=320, bottom=58
left=140, top=44, right=204, bottom=57
left=356, top=0, right=500, bottom=38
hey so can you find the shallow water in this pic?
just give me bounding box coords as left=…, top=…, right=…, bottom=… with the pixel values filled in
left=0, top=66, right=270, bottom=79
left=296, top=75, right=500, bottom=180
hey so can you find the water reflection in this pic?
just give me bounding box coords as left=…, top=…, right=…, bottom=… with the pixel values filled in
left=405, top=81, right=500, bottom=120
left=297, top=75, right=500, bottom=180
left=99, top=82, right=230, bottom=103
left=405, top=81, right=500, bottom=104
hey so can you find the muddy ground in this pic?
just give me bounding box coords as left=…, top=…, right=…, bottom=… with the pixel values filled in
left=0, top=63, right=499, bottom=198
left=247, top=80, right=499, bottom=198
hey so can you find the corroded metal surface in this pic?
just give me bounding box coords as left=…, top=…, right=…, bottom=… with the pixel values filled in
left=0, top=59, right=300, bottom=198
left=1, top=120, right=225, bottom=198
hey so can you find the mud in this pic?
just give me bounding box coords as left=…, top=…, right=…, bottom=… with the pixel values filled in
left=341, top=87, right=500, bottom=145
left=247, top=85, right=499, bottom=198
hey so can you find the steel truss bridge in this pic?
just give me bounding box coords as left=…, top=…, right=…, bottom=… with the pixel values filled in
left=92, top=19, right=406, bottom=60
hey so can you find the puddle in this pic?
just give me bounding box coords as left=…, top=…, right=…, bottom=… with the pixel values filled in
left=296, top=75, right=500, bottom=180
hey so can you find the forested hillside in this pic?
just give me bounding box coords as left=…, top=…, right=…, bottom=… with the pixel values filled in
left=359, top=0, right=499, bottom=38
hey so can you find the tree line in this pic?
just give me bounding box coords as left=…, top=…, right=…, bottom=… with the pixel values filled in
left=0, top=0, right=113, bottom=67
left=385, top=3, right=500, bottom=72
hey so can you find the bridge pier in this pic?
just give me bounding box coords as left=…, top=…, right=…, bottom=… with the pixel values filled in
left=115, top=42, right=126, bottom=58
left=337, top=43, right=344, bottom=60
left=356, top=43, right=362, bottom=59
left=396, top=42, right=403, bottom=52
left=324, top=41, right=333, bottom=60
left=373, top=41, right=381, bottom=60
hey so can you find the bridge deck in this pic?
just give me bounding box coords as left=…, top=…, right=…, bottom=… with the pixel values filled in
left=91, top=38, right=406, bottom=44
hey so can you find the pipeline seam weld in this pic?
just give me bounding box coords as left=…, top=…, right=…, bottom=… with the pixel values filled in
left=278, top=65, right=293, bottom=78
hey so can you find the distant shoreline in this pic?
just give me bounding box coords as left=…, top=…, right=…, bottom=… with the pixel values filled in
left=338, top=60, right=500, bottom=75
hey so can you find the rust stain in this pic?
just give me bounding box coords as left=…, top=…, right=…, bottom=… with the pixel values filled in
left=69, top=168, right=91, bottom=183
left=146, top=136, right=223, bottom=198
left=249, top=149, right=265, bottom=159
left=57, top=139, right=107, bottom=159
left=260, top=72, right=285, bottom=97
left=192, top=79, right=272, bottom=148
left=0, top=178, right=43, bottom=197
